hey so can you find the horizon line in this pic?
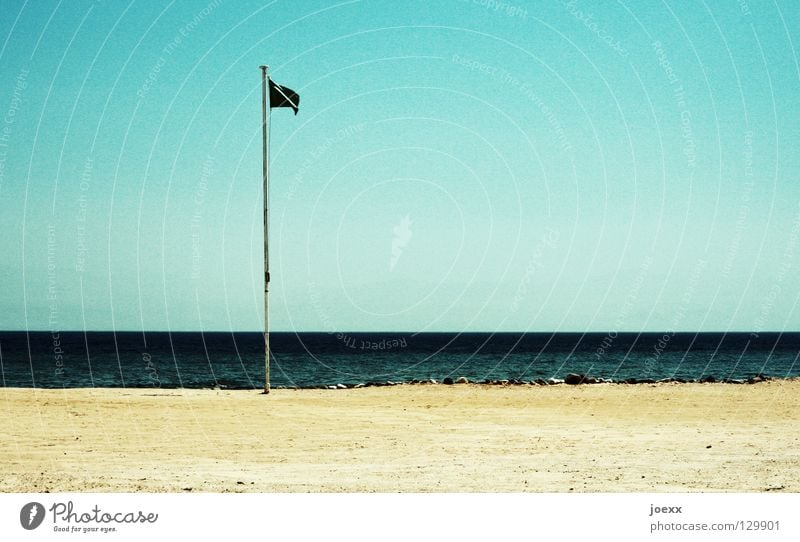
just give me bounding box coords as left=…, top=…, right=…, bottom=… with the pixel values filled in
left=2, top=329, right=795, bottom=335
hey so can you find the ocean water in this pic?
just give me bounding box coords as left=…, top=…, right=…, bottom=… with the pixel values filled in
left=0, top=331, right=797, bottom=389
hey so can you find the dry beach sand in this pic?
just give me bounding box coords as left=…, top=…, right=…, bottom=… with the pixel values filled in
left=1, top=381, right=798, bottom=492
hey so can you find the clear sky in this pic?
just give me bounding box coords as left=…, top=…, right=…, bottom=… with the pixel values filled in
left=1, top=0, right=798, bottom=333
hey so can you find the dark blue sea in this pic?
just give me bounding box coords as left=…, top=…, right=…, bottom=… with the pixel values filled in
left=0, top=331, right=797, bottom=389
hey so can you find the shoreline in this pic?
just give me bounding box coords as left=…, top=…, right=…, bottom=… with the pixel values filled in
left=271, top=372, right=790, bottom=389
left=5, top=372, right=793, bottom=391
left=2, top=381, right=799, bottom=492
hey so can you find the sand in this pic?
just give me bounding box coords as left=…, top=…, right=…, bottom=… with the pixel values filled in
left=1, top=381, right=798, bottom=492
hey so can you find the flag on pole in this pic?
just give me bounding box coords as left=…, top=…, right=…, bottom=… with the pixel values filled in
left=269, top=80, right=300, bottom=114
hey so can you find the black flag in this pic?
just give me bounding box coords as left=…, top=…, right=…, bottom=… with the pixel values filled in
left=269, top=80, right=299, bottom=115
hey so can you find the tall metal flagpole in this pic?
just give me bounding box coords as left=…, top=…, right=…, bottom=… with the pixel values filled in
left=260, top=65, right=271, bottom=394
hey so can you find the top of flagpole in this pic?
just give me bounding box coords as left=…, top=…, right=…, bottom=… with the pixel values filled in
left=259, top=65, right=268, bottom=71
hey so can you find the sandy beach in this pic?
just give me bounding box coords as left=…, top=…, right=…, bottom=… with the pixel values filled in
left=1, top=381, right=798, bottom=492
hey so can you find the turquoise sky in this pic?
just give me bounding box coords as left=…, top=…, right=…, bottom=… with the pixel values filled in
left=1, top=0, right=798, bottom=332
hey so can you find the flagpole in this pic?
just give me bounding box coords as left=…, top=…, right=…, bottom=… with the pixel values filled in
left=260, top=65, right=271, bottom=394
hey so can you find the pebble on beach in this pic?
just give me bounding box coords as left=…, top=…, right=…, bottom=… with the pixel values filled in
left=565, top=373, right=587, bottom=385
